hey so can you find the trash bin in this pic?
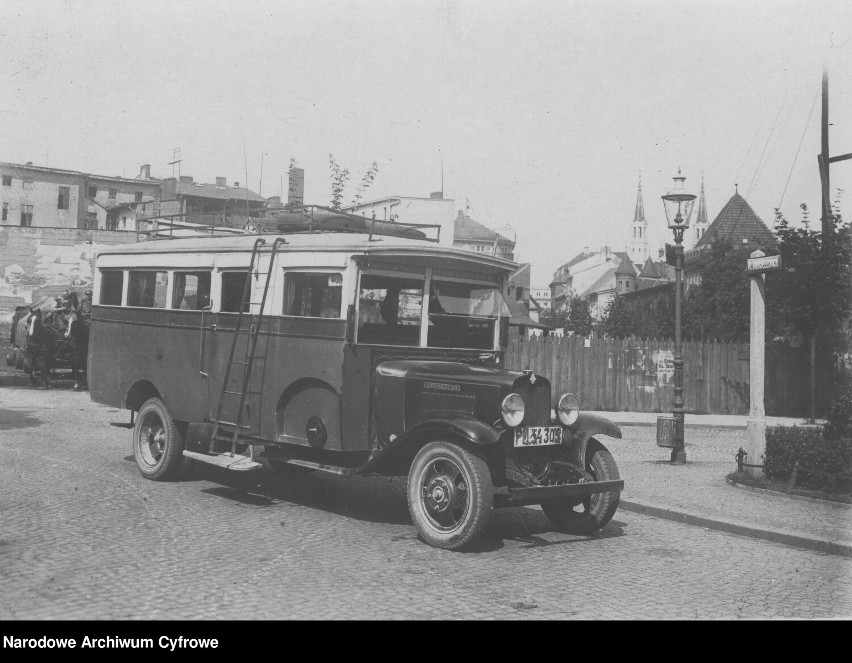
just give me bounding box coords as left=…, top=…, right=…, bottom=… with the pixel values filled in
left=656, top=416, right=677, bottom=448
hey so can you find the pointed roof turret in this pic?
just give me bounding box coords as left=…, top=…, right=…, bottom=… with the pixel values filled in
left=695, top=190, right=776, bottom=250
left=633, top=174, right=646, bottom=224
left=695, top=177, right=708, bottom=226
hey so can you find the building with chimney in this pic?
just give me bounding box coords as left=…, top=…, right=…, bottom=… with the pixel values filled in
left=0, top=161, right=161, bottom=230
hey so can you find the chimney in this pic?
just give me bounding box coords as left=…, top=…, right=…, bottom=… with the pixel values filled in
left=215, top=177, right=226, bottom=187
left=179, top=175, right=193, bottom=183
left=457, top=210, right=465, bottom=219
left=233, top=181, right=240, bottom=187
left=287, top=167, right=304, bottom=207
left=582, top=246, right=589, bottom=254
left=659, top=247, right=665, bottom=260
left=430, top=191, right=443, bottom=200
left=139, top=164, right=151, bottom=179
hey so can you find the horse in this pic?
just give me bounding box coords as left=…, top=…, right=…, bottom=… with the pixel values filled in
left=64, top=306, right=89, bottom=391
left=25, top=309, right=58, bottom=389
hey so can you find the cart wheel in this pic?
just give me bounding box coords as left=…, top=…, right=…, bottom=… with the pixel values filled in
left=133, top=397, right=186, bottom=481
left=541, top=440, right=620, bottom=535
left=407, top=440, right=493, bottom=551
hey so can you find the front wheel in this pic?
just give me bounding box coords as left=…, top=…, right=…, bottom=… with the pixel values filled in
left=407, top=441, right=493, bottom=551
left=541, top=441, right=620, bottom=535
left=133, top=397, right=186, bottom=481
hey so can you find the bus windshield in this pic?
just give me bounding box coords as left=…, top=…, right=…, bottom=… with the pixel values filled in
left=357, top=273, right=509, bottom=349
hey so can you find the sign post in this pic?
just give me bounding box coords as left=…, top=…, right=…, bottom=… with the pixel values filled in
left=745, top=250, right=782, bottom=477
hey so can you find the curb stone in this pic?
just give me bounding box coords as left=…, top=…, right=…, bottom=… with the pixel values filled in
left=725, top=476, right=852, bottom=508
left=619, top=498, right=852, bottom=558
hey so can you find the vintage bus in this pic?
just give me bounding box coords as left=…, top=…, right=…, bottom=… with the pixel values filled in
left=89, top=219, right=624, bottom=550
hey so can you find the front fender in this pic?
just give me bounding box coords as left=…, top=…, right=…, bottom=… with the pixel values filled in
left=564, top=412, right=622, bottom=467
left=398, top=416, right=501, bottom=446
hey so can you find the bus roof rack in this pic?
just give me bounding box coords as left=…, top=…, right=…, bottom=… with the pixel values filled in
left=136, top=204, right=442, bottom=243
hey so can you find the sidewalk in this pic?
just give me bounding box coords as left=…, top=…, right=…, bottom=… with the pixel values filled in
left=595, top=412, right=851, bottom=558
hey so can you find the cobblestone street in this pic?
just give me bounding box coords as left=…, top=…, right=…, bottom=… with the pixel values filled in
left=0, top=387, right=850, bottom=620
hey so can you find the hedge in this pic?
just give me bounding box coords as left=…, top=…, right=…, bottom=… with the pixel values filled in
left=765, top=426, right=852, bottom=493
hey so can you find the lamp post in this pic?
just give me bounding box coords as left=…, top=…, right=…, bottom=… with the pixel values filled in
left=661, top=170, right=696, bottom=464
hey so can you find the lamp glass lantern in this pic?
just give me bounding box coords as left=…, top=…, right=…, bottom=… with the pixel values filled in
left=661, top=169, right=696, bottom=230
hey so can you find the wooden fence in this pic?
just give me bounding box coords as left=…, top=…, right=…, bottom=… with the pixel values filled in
left=504, top=334, right=831, bottom=417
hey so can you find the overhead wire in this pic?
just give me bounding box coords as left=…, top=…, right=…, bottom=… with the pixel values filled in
left=777, top=87, right=819, bottom=212
left=745, top=95, right=786, bottom=200
left=748, top=92, right=799, bottom=200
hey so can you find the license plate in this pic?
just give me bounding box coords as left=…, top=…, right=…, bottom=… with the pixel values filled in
left=514, top=426, right=563, bottom=447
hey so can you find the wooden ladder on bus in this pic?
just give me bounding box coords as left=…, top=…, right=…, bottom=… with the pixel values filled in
left=210, top=236, right=285, bottom=459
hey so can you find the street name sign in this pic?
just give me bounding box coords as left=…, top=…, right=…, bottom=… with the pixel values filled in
left=746, top=254, right=782, bottom=274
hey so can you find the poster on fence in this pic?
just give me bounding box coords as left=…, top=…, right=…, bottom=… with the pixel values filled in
left=654, top=350, right=674, bottom=384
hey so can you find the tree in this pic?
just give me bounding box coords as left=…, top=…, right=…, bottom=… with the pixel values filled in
left=328, top=154, right=350, bottom=211
left=539, top=307, right=570, bottom=331
left=328, top=156, right=380, bottom=211
left=565, top=294, right=593, bottom=336
left=600, top=294, right=640, bottom=338
left=766, top=206, right=852, bottom=420
left=353, top=161, right=379, bottom=207
left=682, top=240, right=753, bottom=342
left=767, top=205, right=851, bottom=345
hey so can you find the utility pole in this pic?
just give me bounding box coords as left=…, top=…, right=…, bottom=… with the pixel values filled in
left=819, top=68, right=852, bottom=235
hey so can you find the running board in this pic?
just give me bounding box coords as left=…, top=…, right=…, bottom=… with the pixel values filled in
left=183, top=450, right=262, bottom=471
left=264, top=455, right=352, bottom=476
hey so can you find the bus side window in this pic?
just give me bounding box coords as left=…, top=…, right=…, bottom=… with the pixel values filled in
left=100, top=271, right=124, bottom=306
left=173, top=271, right=212, bottom=310
left=283, top=272, right=342, bottom=318
left=220, top=271, right=250, bottom=313
left=128, top=270, right=168, bottom=308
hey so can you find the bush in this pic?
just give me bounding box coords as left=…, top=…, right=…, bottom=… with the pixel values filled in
left=824, top=372, right=852, bottom=442
left=765, top=425, right=852, bottom=493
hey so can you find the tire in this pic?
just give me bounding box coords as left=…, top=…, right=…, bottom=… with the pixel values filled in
left=267, top=457, right=316, bottom=478
left=541, top=440, right=620, bottom=535
left=407, top=440, right=493, bottom=551
left=132, top=397, right=186, bottom=481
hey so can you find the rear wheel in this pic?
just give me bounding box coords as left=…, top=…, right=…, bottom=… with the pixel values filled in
left=133, top=397, right=186, bottom=481
left=407, top=440, right=493, bottom=551
left=541, top=440, right=620, bottom=535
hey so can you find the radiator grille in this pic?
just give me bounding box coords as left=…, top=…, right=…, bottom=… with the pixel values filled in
left=420, top=391, right=477, bottom=417
left=514, top=383, right=551, bottom=426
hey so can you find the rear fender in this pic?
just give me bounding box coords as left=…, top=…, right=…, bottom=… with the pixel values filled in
left=564, top=412, right=622, bottom=467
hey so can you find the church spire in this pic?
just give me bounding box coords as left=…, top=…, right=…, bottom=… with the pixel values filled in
left=690, top=176, right=709, bottom=248
left=628, top=174, right=648, bottom=267
left=633, top=173, right=646, bottom=224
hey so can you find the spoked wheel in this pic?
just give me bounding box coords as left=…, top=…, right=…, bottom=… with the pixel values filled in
left=407, top=441, right=492, bottom=551
left=540, top=440, right=620, bottom=535
left=133, top=397, right=186, bottom=481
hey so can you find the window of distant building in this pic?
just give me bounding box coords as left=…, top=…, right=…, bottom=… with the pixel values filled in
left=2, top=175, right=11, bottom=186
left=135, top=191, right=143, bottom=202
left=88, top=186, right=97, bottom=198
left=58, top=186, right=70, bottom=210
left=2, top=202, right=8, bottom=221
left=21, top=205, right=32, bottom=227
left=23, top=178, right=33, bottom=190
left=108, top=188, right=117, bottom=199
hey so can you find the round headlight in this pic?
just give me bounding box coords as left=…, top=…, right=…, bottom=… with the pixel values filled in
left=501, top=393, right=525, bottom=427
left=557, top=393, right=580, bottom=426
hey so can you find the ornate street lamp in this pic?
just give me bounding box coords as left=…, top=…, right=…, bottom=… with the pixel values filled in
left=661, top=169, right=695, bottom=463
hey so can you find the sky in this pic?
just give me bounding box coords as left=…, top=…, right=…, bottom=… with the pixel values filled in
left=2, top=0, right=851, bottom=286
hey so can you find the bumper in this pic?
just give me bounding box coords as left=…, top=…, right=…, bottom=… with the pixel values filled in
left=494, top=479, right=624, bottom=507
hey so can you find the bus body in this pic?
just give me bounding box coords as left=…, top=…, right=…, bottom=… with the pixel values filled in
left=89, top=230, right=624, bottom=550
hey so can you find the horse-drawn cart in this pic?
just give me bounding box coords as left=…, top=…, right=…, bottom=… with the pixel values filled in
left=6, top=292, right=90, bottom=389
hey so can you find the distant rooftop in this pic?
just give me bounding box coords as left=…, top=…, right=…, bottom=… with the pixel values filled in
left=694, top=191, right=777, bottom=250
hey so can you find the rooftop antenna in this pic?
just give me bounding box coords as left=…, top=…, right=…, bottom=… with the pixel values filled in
left=440, top=149, right=444, bottom=195
left=168, top=147, right=182, bottom=180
